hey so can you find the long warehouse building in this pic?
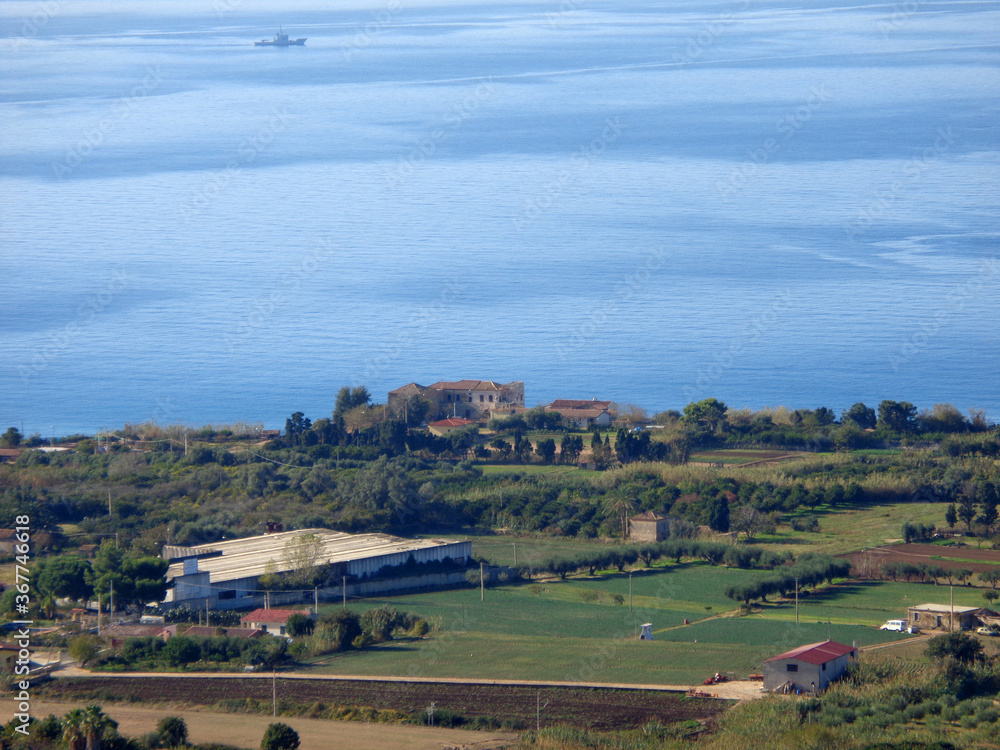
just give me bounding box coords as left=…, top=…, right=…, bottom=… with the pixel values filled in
left=162, top=528, right=472, bottom=609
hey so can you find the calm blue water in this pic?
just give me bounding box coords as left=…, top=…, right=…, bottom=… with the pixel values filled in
left=1, top=0, right=998, bottom=435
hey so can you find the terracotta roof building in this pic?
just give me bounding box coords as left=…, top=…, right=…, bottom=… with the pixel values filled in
left=240, top=608, right=311, bottom=636
left=544, top=399, right=615, bottom=430
left=763, top=640, right=857, bottom=693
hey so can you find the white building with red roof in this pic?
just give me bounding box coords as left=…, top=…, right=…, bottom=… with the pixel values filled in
left=239, top=608, right=312, bottom=636
left=763, top=640, right=857, bottom=693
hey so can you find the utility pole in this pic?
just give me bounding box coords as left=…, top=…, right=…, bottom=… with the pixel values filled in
left=513, top=543, right=517, bottom=566
left=272, top=669, right=277, bottom=717
left=629, top=573, right=633, bottom=612
left=795, top=578, right=799, bottom=625
left=97, top=594, right=102, bottom=635
left=480, top=562, right=485, bottom=601
left=314, top=586, right=319, bottom=615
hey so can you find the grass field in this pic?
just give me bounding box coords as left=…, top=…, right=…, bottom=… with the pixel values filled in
left=761, top=502, right=949, bottom=555
left=307, top=565, right=957, bottom=684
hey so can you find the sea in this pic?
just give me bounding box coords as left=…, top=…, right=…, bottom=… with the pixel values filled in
left=1, top=0, right=998, bottom=436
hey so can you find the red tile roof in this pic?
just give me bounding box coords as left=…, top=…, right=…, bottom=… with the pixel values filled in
left=240, top=608, right=311, bottom=625
left=764, top=640, right=856, bottom=666
left=429, top=418, right=476, bottom=428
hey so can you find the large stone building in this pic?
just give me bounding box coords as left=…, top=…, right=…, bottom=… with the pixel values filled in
left=763, top=640, right=857, bottom=693
left=388, top=380, right=524, bottom=421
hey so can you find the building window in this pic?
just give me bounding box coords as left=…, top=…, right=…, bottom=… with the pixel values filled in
left=822, top=663, right=827, bottom=671
left=786, top=664, right=798, bottom=672
left=489, top=395, right=494, bottom=402
left=447, top=395, right=452, bottom=402
left=480, top=395, right=484, bottom=402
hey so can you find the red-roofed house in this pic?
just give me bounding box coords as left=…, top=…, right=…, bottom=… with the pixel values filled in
left=544, top=399, right=615, bottom=430
left=428, top=418, right=477, bottom=436
left=763, top=640, right=857, bottom=693
left=239, top=608, right=312, bottom=636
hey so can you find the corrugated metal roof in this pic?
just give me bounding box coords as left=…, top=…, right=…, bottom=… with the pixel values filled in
left=764, top=640, right=856, bottom=666
left=166, top=529, right=467, bottom=584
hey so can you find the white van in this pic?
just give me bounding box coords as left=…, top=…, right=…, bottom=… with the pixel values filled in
left=879, top=619, right=907, bottom=632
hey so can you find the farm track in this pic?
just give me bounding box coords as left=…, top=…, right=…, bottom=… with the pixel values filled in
left=40, top=674, right=734, bottom=730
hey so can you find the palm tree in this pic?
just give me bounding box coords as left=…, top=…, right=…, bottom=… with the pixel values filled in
left=81, top=705, right=115, bottom=750
left=61, top=708, right=87, bottom=750
left=603, top=493, right=637, bottom=540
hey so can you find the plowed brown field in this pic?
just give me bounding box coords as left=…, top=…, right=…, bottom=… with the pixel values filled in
left=39, top=676, right=730, bottom=730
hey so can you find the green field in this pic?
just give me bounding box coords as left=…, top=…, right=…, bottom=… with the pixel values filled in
left=306, top=564, right=956, bottom=684
left=762, top=502, right=949, bottom=555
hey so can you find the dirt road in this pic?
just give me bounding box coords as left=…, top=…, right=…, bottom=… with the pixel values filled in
left=1, top=701, right=516, bottom=750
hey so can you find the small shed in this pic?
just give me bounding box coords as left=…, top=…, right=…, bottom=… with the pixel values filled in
left=639, top=623, right=653, bottom=641
left=763, top=640, right=857, bottom=693
left=629, top=512, right=670, bottom=542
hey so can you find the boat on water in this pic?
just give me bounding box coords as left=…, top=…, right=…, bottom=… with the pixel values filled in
left=254, top=28, right=306, bottom=47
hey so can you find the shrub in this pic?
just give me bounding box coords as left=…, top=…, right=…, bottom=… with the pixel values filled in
left=285, top=614, right=314, bottom=637
left=157, top=716, right=188, bottom=747
left=260, top=722, right=299, bottom=750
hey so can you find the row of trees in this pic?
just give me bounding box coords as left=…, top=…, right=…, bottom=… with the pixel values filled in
left=521, top=538, right=795, bottom=580
left=724, top=554, right=852, bottom=605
